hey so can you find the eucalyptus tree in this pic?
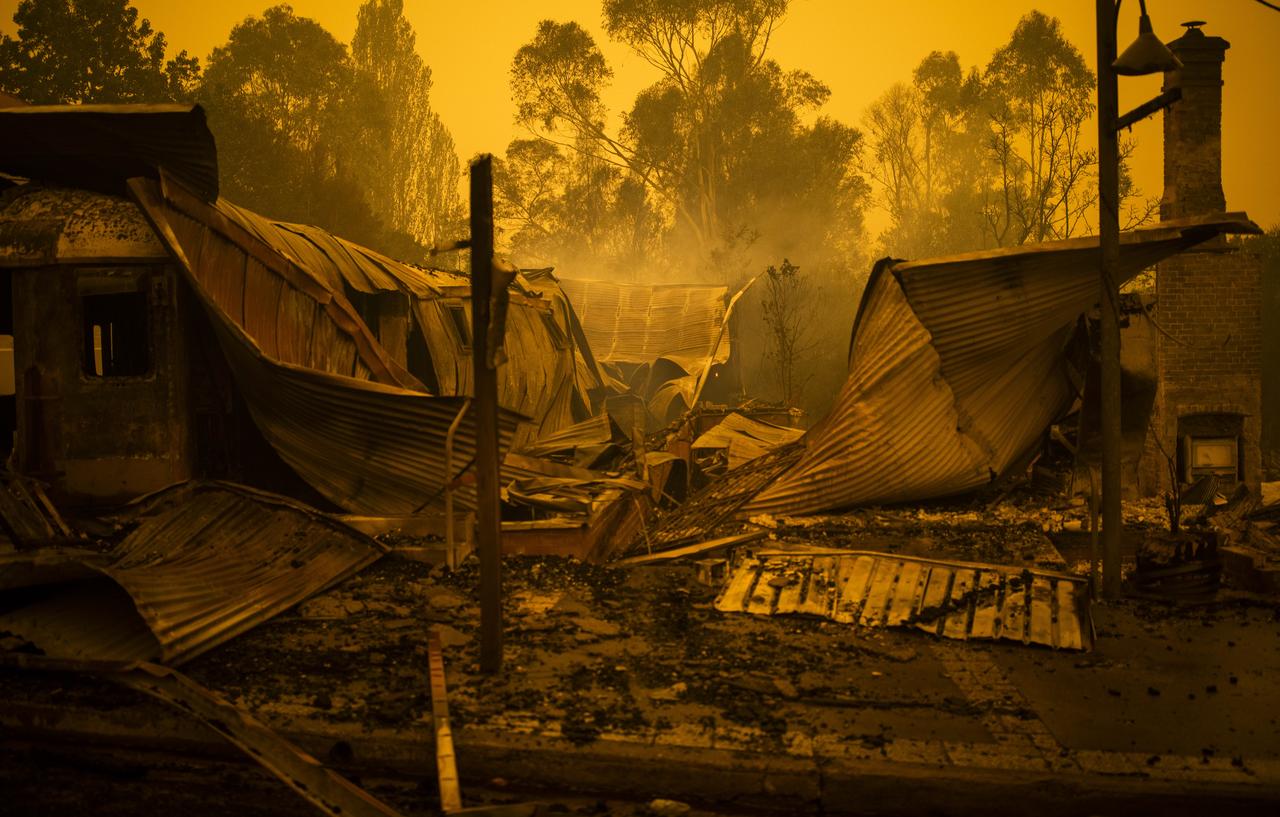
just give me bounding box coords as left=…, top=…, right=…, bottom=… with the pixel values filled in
left=0, top=0, right=199, bottom=103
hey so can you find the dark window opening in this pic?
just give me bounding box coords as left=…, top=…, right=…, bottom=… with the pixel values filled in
left=407, top=315, right=441, bottom=394
left=82, top=291, right=150, bottom=377
left=447, top=304, right=472, bottom=348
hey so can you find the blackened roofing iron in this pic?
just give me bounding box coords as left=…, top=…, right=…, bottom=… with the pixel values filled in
left=0, top=104, right=218, bottom=200
left=208, top=196, right=602, bottom=447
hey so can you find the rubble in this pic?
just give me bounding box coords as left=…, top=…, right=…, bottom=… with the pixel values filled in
left=0, top=102, right=1275, bottom=816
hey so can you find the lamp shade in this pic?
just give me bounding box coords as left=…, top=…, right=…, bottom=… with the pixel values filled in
left=1113, top=14, right=1183, bottom=75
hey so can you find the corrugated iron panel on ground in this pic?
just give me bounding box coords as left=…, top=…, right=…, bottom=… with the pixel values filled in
left=743, top=214, right=1260, bottom=517
left=0, top=483, right=385, bottom=666
left=716, top=551, right=1092, bottom=650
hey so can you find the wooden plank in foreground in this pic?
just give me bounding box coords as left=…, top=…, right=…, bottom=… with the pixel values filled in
left=428, top=627, right=463, bottom=814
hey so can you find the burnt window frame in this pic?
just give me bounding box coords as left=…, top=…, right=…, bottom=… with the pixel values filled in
left=445, top=302, right=472, bottom=350
left=77, top=268, right=154, bottom=380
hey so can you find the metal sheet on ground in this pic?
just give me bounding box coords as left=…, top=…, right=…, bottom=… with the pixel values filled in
left=715, top=550, right=1092, bottom=650
left=0, top=483, right=385, bottom=666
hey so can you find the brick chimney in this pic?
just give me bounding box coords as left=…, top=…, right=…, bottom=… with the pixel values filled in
left=1139, top=22, right=1264, bottom=495
left=1160, top=23, right=1229, bottom=220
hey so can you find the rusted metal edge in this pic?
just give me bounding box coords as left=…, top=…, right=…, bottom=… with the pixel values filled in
left=612, top=530, right=769, bottom=566
left=893, top=212, right=1262, bottom=271
left=747, top=547, right=1088, bottom=584
left=0, top=654, right=404, bottom=817
left=689, top=272, right=761, bottom=405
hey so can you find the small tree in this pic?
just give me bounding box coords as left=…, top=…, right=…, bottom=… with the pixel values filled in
left=760, top=258, right=813, bottom=408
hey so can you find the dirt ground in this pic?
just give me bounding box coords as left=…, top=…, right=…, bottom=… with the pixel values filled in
left=4, top=496, right=1279, bottom=816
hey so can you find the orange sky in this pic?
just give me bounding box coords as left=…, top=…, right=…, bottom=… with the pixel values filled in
left=2, top=0, right=1277, bottom=229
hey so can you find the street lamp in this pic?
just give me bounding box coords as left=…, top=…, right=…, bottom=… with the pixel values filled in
left=1096, top=0, right=1181, bottom=599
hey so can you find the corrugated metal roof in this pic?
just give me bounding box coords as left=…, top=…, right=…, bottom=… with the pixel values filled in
left=716, top=550, right=1093, bottom=650
left=693, top=412, right=805, bottom=470
left=744, top=214, right=1260, bottom=517
left=0, top=104, right=218, bottom=200
left=139, top=175, right=415, bottom=387
left=518, top=412, right=620, bottom=460
left=216, top=200, right=446, bottom=298
left=414, top=295, right=591, bottom=449
left=199, top=199, right=600, bottom=445
left=132, top=176, right=523, bottom=514
left=0, top=483, right=384, bottom=666
left=559, top=279, right=731, bottom=374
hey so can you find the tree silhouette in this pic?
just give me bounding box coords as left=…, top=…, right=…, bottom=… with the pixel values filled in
left=0, top=0, right=199, bottom=104
left=351, top=0, right=462, bottom=250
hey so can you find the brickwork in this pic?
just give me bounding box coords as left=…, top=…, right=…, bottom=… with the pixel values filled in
left=1158, top=250, right=1264, bottom=383
left=1138, top=24, right=1264, bottom=493
left=1160, top=27, right=1227, bottom=220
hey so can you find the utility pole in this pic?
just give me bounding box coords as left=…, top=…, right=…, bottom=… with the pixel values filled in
left=1096, top=0, right=1123, bottom=600
left=1096, top=0, right=1181, bottom=599
left=470, top=155, right=502, bottom=672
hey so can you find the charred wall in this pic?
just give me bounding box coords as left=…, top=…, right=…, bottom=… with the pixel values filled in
left=12, top=262, right=194, bottom=502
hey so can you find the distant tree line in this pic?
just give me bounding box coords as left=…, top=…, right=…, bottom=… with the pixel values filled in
left=0, top=0, right=462, bottom=262
left=5, top=0, right=1250, bottom=416
left=862, top=10, right=1157, bottom=260
left=0, top=1, right=1165, bottom=271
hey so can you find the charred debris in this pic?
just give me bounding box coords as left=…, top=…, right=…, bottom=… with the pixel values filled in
left=0, top=104, right=1276, bottom=815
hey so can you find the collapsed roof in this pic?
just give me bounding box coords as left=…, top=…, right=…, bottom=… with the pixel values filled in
left=199, top=191, right=605, bottom=448
left=129, top=175, right=526, bottom=514
left=0, top=482, right=383, bottom=666
left=742, top=214, right=1261, bottom=517
left=559, top=277, right=757, bottom=423
left=559, top=278, right=732, bottom=373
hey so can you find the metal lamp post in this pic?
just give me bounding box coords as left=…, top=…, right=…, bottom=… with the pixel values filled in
left=1096, top=0, right=1181, bottom=599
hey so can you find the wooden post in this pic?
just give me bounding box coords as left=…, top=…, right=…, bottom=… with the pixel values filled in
left=470, top=155, right=503, bottom=672
left=1097, top=1, right=1123, bottom=600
